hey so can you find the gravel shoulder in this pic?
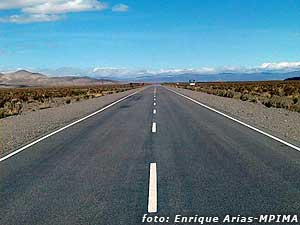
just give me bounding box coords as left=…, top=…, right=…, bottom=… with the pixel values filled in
left=0, top=88, right=143, bottom=156
left=168, top=86, right=300, bottom=146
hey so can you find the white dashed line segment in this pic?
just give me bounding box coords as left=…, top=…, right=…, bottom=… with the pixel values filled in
left=152, top=122, right=157, bottom=133
left=148, top=163, right=157, bottom=213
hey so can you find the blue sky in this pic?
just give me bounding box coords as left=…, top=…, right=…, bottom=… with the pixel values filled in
left=0, top=0, right=300, bottom=73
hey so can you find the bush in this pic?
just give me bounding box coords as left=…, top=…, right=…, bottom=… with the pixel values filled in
left=263, top=100, right=272, bottom=108
left=225, top=91, right=234, bottom=98
left=0, top=109, right=5, bottom=119
left=240, top=94, right=249, bottom=101
left=217, top=90, right=226, bottom=97
left=293, top=97, right=298, bottom=104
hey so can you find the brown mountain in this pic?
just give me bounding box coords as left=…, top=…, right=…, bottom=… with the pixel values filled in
left=0, top=70, right=117, bottom=88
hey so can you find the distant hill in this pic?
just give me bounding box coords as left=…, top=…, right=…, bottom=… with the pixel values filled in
left=0, top=70, right=117, bottom=88
left=284, top=77, right=300, bottom=81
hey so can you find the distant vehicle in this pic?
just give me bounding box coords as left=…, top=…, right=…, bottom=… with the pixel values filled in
left=189, top=80, right=196, bottom=86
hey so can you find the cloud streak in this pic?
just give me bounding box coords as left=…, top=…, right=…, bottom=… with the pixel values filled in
left=0, top=1, right=126, bottom=23
left=0, top=1, right=43, bottom=9
left=260, top=62, right=300, bottom=70
left=112, top=3, right=129, bottom=12
left=0, top=13, right=63, bottom=24
left=22, top=0, right=107, bottom=14
left=0, top=0, right=106, bottom=11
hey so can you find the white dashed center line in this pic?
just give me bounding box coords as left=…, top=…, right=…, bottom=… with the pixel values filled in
left=148, top=163, right=157, bottom=213
left=148, top=88, right=157, bottom=213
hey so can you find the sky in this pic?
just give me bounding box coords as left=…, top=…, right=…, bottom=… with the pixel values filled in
left=0, top=0, right=300, bottom=74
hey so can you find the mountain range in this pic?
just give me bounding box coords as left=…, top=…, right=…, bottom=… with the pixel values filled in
left=0, top=70, right=116, bottom=88
left=37, top=66, right=300, bottom=82
left=0, top=69, right=299, bottom=88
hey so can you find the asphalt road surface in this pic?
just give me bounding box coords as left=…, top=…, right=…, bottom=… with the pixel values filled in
left=1, top=86, right=300, bottom=225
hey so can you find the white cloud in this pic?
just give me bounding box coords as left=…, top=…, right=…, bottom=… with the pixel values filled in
left=0, top=1, right=43, bottom=9
left=0, top=0, right=109, bottom=23
left=23, top=0, right=108, bottom=14
left=92, top=67, right=136, bottom=77
left=0, top=0, right=107, bottom=12
left=260, top=62, right=300, bottom=71
left=0, top=14, right=63, bottom=24
left=93, top=67, right=127, bottom=73
left=112, top=3, right=128, bottom=12
left=91, top=62, right=300, bottom=77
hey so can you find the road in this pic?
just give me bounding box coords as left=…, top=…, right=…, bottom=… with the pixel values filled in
left=1, top=86, right=300, bottom=225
